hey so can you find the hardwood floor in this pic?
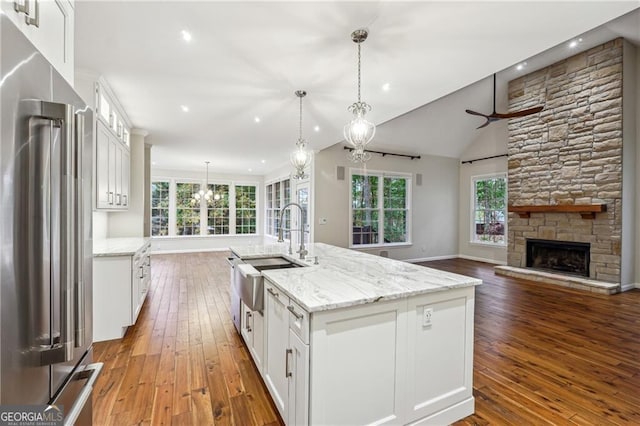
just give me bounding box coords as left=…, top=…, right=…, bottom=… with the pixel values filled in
left=92, top=252, right=282, bottom=426
left=93, top=252, right=640, bottom=425
left=422, top=258, right=640, bottom=426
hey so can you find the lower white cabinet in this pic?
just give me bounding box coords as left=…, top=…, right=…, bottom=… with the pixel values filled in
left=263, top=280, right=309, bottom=425
left=253, top=278, right=474, bottom=425
left=240, top=302, right=264, bottom=374
left=93, top=241, right=151, bottom=342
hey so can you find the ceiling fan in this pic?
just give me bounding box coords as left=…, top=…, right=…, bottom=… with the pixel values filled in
left=466, top=73, right=544, bottom=129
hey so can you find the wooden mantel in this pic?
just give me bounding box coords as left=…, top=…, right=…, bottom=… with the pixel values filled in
left=508, top=204, right=607, bottom=219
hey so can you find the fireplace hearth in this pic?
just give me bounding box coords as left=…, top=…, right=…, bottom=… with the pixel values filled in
left=526, top=239, right=590, bottom=278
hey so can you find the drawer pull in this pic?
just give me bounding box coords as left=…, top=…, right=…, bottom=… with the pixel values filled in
left=287, top=305, right=303, bottom=320
left=267, top=287, right=279, bottom=298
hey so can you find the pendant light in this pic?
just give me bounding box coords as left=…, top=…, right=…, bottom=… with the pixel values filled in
left=344, top=28, right=375, bottom=163
left=290, top=90, right=313, bottom=180
left=191, top=161, right=214, bottom=205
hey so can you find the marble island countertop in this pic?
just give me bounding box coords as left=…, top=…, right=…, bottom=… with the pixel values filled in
left=93, top=237, right=151, bottom=257
left=230, top=242, right=481, bottom=312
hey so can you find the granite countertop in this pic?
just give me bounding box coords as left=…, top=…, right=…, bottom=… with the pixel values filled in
left=230, top=242, right=481, bottom=313
left=93, top=237, right=151, bottom=257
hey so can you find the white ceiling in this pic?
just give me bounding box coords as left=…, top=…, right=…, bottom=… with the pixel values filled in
left=74, top=1, right=640, bottom=175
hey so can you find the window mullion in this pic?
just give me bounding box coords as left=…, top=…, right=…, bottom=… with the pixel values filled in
left=378, top=175, right=384, bottom=244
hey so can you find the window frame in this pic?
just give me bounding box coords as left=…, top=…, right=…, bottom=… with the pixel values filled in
left=150, top=180, right=170, bottom=236
left=470, top=173, right=508, bottom=247
left=149, top=178, right=259, bottom=237
left=348, top=169, right=412, bottom=249
left=265, top=177, right=292, bottom=239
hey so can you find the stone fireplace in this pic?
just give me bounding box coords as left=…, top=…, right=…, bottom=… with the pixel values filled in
left=499, top=38, right=628, bottom=291
left=526, top=239, right=590, bottom=277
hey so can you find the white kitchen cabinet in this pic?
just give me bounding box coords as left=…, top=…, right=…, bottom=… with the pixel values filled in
left=93, top=240, right=151, bottom=342
left=2, top=0, right=75, bottom=84
left=263, top=280, right=309, bottom=425
left=95, top=120, right=130, bottom=210
left=240, top=302, right=265, bottom=374
left=258, top=279, right=474, bottom=425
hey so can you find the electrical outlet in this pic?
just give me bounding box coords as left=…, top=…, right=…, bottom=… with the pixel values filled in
left=423, top=307, right=433, bottom=327
left=319, top=217, right=328, bottom=225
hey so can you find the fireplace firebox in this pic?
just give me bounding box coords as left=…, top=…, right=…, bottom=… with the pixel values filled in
left=526, top=239, right=590, bottom=277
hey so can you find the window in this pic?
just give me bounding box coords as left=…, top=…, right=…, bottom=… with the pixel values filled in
left=151, top=181, right=169, bottom=236
left=235, top=185, right=257, bottom=234
left=176, top=182, right=200, bottom=235
left=265, top=178, right=291, bottom=238
left=472, top=174, right=507, bottom=245
left=350, top=172, right=410, bottom=247
left=207, top=184, right=229, bottom=235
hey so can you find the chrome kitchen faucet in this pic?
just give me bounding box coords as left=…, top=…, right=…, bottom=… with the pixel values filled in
left=277, top=202, right=308, bottom=260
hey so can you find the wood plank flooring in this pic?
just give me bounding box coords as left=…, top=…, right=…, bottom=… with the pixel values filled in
left=93, top=252, right=640, bottom=425
left=92, top=252, right=282, bottom=426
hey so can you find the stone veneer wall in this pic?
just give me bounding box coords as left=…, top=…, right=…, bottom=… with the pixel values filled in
left=507, top=38, right=623, bottom=283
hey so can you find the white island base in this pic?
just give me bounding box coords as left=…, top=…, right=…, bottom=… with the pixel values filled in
left=308, top=286, right=475, bottom=425
left=233, top=243, right=478, bottom=425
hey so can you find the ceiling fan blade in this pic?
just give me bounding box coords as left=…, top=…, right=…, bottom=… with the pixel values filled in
left=491, top=106, right=544, bottom=119
left=465, top=109, right=489, bottom=118
left=476, top=119, right=490, bottom=129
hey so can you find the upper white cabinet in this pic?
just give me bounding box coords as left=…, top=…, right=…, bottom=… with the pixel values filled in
left=92, top=81, right=131, bottom=211
left=2, top=0, right=75, bottom=84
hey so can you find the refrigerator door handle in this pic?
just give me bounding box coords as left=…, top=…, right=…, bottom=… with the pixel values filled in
left=26, top=100, right=76, bottom=365
left=74, top=111, right=85, bottom=348
left=63, top=362, right=103, bottom=426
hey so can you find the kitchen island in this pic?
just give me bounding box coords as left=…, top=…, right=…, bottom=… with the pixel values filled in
left=231, top=243, right=481, bottom=425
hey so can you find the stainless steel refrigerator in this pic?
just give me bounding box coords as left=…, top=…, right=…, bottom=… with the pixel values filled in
left=1, top=15, right=102, bottom=425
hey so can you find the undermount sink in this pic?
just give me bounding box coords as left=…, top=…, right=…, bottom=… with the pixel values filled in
left=237, top=257, right=304, bottom=311
left=243, top=256, right=304, bottom=271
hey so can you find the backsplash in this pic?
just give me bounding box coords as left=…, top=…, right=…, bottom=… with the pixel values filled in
left=506, top=38, right=623, bottom=283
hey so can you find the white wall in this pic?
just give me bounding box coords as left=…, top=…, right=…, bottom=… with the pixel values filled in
left=457, top=121, right=508, bottom=264
left=108, top=131, right=147, bottom=237
left=635, top=42, right=640, bottom=288
left=150, top=167, right=264, bottom=252
left=314, top=143, right=459, bottom=262
left=621, top=40, right=637, bottom=290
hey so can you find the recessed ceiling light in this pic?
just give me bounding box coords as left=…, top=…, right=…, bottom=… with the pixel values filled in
left=382, top=83, right=391, bottom=91
left=314, top=125, right=320, bottom=132
left=181, top=30, right=192, bottom=42
left=261, top=159, right=266, bottom=164
left=152, top=161, right=157, bottom=166
left=516, top=62, right=527, bottom=71
left=180, top=105, right=189, bottom=112
left=569, top=38, right=583, bottom=48
left=248, top=168, right=253, bottom=172
left=254, top=116, right=261, bottom=123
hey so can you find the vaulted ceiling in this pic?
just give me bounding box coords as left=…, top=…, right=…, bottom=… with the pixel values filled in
left=75, top=1, right=640, bottom=174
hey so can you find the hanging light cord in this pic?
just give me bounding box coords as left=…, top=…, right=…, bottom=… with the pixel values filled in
left=357, top=42, right=362, bottom=103
left=299, top=94, right=303, bottom=141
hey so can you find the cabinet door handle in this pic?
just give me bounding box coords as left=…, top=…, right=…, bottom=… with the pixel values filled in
left=123, top=195, right=128, bottom=206
left=285, top=348, right=293, bottom=378
left=108, top=191, right=114, bottom=205
left=139, top=265, right=144, bottom=279
left=267, top=287, right=279, bottom=298
left=15, top=0, right=39, bottom=28
left=287, top=305, right=303, bottom=320
left=116, top=193, right=121, bottom=206
left=245, top=311, right=252, bottom=332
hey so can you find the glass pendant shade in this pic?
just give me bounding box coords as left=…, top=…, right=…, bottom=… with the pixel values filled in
left=290, top=90, right=313, bottom=180
left=345, top=28, right=375, bottom=163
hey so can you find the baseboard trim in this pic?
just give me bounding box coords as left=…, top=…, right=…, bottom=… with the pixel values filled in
left=457, top=254, right=507, bottom=265
left=150, top=247, right=230, bottom=255
left=405, top=255, right=458, bottom=263
left=620, top=282, right=640, bottom=292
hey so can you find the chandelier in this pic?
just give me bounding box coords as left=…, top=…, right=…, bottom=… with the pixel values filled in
left=344, top=28, right=375, bottom=163
left=290, top=90, right=313, bottom=180
left=191, top=161, right=215, bottom=205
